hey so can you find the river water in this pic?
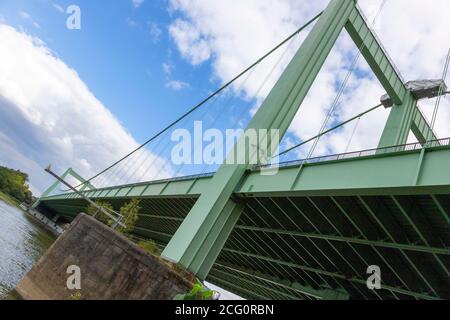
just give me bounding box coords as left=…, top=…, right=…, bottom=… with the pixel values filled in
left=0, top=200, right=56, bottom=299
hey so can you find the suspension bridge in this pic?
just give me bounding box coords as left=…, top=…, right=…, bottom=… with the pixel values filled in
left=32, top=0, right=450, bottom=300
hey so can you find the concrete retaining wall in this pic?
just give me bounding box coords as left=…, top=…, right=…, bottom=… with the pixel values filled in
left=15, top=213, right=193, bottom=300
left=23, top=206, right=64, bottom=235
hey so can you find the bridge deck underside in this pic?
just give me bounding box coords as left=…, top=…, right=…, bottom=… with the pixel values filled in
left=40, top=192, right=450, bottom=300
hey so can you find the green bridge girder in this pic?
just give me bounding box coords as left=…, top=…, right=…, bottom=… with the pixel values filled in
left=39, top=144, right=450, bottom=300
left=42, top=144, right=450, bottom=201
left=37, top=0, right=450, bottom=300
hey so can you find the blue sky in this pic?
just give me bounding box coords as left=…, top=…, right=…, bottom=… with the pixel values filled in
left=1, top=0, right=450, bottom=301
left=0, top=0, right=450, bottom=196
left=0, top=0, right=217, bottom=143
left=0, top=0, right=259, bottom=193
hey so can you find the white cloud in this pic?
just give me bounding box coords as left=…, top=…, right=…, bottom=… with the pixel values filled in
left=169, top=19, right=211, bottom=65
left=165, top=80, right=190, bottom=91
left=0, top=24, right=172, bottom=194
left=52, top=3, right=65, bottom=14
left=19, top=11, right=41, bottom=29
left=149, top=22, right=162, bottom=43
left=162, top=62, right=174, bottom=76
left=168, top=0, right=450, bottom=158
left=126, top=17, right=138, bottom=27
left=132, top=0, right=144, bottom=8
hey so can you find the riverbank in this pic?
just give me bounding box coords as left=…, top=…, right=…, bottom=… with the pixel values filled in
left=0, top=201, right=56, bottom=299
left=24, top=207, right=65, bottom=236
left=0, top=191, right=19, bottom=207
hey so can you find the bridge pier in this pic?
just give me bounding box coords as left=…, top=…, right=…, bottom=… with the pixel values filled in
left=15, top=214, right=194, bottom=300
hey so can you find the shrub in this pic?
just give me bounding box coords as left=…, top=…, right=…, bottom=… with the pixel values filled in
left=86, top=201, right=114, bottom=226
left=137, top=239, right=160, bottom=256
left=118, top=198, right=140, bottom=234
left=173, top=280, right=216, bottom=300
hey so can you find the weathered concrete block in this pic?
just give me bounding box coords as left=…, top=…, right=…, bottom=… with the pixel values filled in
left=14, top=213, right=194, bottom=300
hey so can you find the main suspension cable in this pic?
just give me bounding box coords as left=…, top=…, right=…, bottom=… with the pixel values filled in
left=276, top=103, right=383, bottom=157
left=73, top=11, right=324, bottom=189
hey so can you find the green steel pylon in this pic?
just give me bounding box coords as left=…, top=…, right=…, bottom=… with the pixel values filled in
left=162, top=0, right=436, bottom=281
left=32, top=167, right=95, bottom=209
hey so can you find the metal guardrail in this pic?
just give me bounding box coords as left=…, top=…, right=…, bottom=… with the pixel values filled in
left=261, top=137, right=450, bottom=170
left=43, top=138, right=450, bottom=200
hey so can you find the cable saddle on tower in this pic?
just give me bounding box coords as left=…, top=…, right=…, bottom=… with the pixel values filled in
left=381, top=79, right=448, bottom=108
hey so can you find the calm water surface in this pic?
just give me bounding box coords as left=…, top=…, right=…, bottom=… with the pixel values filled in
left=0, top=200, right=56, bottom=299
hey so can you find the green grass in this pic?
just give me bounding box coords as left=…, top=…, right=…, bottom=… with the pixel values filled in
left=0, top=190, right=19, bottom=207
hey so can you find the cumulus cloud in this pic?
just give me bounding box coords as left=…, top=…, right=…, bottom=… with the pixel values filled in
left=165, top=80, right=190, bottom=91
left=168, top=0, right=450, bottom=158
left=0, top=24, right=172, bottom=194
left=169, top=19, right=211, bottom=65
left=132, top=0, right=144, bottom=9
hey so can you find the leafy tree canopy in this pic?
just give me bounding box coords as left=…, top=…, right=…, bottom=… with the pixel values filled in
left=0, top=165, right=33, bottom=204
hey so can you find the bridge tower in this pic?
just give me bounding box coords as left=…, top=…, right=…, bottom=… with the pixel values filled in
left=161, top=0, right=438, bottom=279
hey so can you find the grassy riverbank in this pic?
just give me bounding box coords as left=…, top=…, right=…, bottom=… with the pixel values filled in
left=0, top=191, right=19, bottom=207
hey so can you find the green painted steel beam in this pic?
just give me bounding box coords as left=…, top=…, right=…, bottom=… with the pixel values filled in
left=36, top=0, right=450, bottom=299
left=210, top=268, right=312, bottom=300
left=239, top=145, right=450, bottom=197
left=378, top=94, right=418, bottom=149
left=222, top=247, right=440, bottom=300
left=356, top=195, right=440, bottom=295
left=235, top=225, right=450, bottom=255
left=68, top=168, right=96, bottom=191
left=411, top=107, right=439, bottom=145
left=161, top=0, right=358, bottom=279
left=345, top=5, right=437, bottom=148
left=32, top=167, right=93, bottom=209
left=345, top=6, right=406, bottom=105
left=213, top=263, right=349, bottom=300
left=40, top=145, right=450, bottom=203
left=41, top=175, right=209, bottom=201
left=390, top=195, right=450, bottom=280
left=430, top=195, right=450, bottom=226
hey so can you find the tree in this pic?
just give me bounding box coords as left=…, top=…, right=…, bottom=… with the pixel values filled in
left=85, top=198, right=140, bottom=233
left=0, top=165, right=33, bottom=204
left=86, top=201, right=114, bottom=226
left=118, top=198, right=141, bottom=234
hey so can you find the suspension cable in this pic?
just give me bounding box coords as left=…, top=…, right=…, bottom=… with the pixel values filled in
left=344, top=116, right=361, bottom=153
left=71, top=11, right=324, bottom=189
left=277, top=103, right=383, bottom=157
left=427, top=47, right=450, bottom=142
left=302, top=0, right=387, bottom=161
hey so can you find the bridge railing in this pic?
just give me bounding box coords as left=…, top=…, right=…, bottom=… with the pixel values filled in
left=257, top=137, right=450, bottom=170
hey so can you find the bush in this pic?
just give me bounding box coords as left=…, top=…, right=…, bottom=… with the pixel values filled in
left=118, top=198, right=140, bottom=234
left=86, top=198, right=141, bottom=233
left=173, top=280, right=216, bottom=300
left=137, top=239, right=160, bottom=256
left=86, top=201, right=114, bottom=226
left=70, top=292, right=82, bottom=300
